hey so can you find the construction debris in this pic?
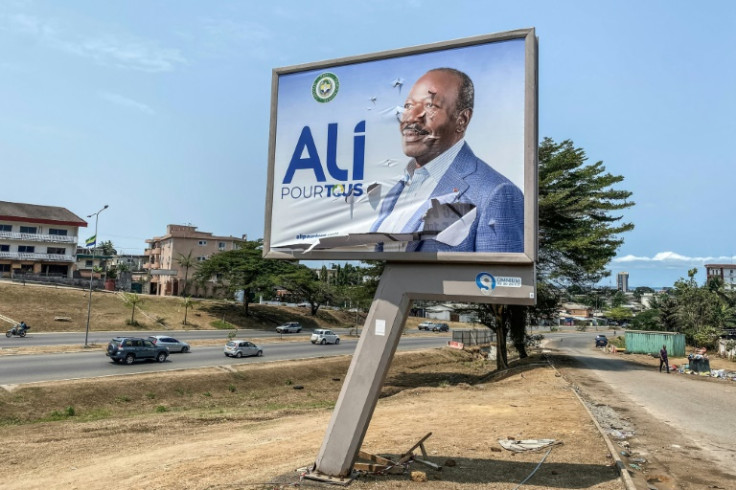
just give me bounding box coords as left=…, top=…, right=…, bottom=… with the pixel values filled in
left=498, top=438, right=562, bottom=452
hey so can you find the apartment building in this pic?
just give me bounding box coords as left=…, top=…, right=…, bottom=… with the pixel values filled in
left=144, top=224, right=246, bottom=296
left=705, top=263, right=736, bottom=290
left=0, top=201, right=86, bottom=278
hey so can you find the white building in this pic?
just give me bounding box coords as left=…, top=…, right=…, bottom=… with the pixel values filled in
left=0, top=201, right=86, bottom=278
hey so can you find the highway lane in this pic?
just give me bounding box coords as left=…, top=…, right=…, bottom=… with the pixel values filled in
left=0, top=329, right=304, bottom=348
left=0, top=335, right=449, bottom=385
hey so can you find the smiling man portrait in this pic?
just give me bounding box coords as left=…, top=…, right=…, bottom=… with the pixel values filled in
left=370, top=67, right=524, bottom=253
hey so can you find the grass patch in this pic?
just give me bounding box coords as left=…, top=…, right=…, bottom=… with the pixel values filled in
left=211, top=320, right=235, bottom=330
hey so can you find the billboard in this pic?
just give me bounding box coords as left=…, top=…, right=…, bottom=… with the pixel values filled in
left=264, top=28, right=537, bottom=264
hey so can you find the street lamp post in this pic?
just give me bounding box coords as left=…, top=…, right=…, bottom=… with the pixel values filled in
left=84, top=204, right=109, bottom=347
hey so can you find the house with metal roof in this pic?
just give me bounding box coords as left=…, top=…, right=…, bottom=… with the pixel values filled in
left=0, top=201, right=87, bottom=279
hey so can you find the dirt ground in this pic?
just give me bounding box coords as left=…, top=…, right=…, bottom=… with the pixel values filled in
left=551, top=348, right=736, bottom=490
left=0, top=348, right=625, bottom=490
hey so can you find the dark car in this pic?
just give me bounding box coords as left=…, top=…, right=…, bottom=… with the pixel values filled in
left=107, top=337, right=169, bottom=364
left=595, top=335, right=608, bottom=347
left=431, top=323, right=450, bottom=332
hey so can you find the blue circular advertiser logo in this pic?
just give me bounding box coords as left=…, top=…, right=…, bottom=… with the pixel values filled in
left=476, top=273, right=496, bottom=296
left=312, top=72, right=339, bottom=103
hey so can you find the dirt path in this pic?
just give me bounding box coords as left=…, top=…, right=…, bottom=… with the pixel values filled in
left=551, top=352, right=736, bottom=490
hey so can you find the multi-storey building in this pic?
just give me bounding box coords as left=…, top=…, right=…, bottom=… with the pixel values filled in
left=143, top=224, right=246, bottom=296
left=0, top=201, right=86, bottom=278
left=74, top=246, right=114, bottom=280
left=705, top=263, right=736, bottom=290
left=617, top=271, right=629, bottom=292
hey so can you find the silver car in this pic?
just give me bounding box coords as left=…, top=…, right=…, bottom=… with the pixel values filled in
left=148, top=335, right=190, bottom=353
left=275, top=322, right=302, bottom=334
left=224, top=340, right=263, bottom=358
left=310, top=329, right=340, bottom=345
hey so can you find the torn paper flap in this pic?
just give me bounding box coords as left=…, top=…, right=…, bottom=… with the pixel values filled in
left=421, top=200, right=475, bottom=233
left=304, top=233, right=417, bottom=252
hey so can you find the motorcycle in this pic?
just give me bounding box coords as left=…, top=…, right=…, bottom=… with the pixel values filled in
left=6, top=323, right=30, bottom=338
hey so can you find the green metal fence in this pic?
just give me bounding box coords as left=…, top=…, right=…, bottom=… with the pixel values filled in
left=624, top=331, right=685, bottom=357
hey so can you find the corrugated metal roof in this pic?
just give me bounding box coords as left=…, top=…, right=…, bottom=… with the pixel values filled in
left=0, top=201, right=87, bottom=226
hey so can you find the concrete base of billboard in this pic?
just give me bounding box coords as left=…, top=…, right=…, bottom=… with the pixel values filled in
left=312, top=261, right=535, bottom=477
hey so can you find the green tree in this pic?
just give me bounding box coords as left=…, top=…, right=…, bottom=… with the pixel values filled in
left=122, top=292, right=142, bottom=325
left=99, top=240, right=116, bottom=256
left=631, top=309, right=660, bottom=330
left=611, top=290, right=627, bottom=308
left=537, top=138, right=634, bottom=287
left=194, top=239, right=295, bottom=315
left=278, top=265, right=337, bottom=316
left=176, top=251, right=195, bottom=297
left=182, top=296, right=195, bottom=326
left=498, top=138, right=634, bottom=364
left=605, top=306, right=632, bottom=324
left=657, top=294, right=680, bottom=332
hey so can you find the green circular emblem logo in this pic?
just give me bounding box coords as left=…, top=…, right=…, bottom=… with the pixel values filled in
left=312, top=73, right=339, bottom=103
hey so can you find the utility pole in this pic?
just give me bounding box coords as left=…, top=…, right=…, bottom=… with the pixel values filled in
left=84, top=204, right=109, bottom=347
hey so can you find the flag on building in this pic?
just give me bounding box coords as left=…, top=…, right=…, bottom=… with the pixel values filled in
left=85, top=235, right=96, bottom=247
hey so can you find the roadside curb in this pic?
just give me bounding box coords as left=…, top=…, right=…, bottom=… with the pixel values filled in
left=544, top=355, right=636, bottom=490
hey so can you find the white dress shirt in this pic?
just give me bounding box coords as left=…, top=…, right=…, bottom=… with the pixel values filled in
left=377, top=138, right=465, bottom=233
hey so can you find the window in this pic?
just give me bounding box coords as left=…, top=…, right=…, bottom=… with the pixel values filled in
left=0, top=224, right=10, bottom=232
left=47, top=247, right=66, bottom=254
left=20, top=226, right=37, bottom=234
left=0, top=244, right=9, bottom=251
left=198, top=240, right=208, bottom=246
left=218, top=241, right=226, bottom=250
left=85, top=260, right=93, bottom=267
left=18, top=245, right=35, bottom=253
left=197, top=256, right=207, bottom=262
left=0, top=264, right=9, bottom=272
left=48, top=228, right=68, bottom=236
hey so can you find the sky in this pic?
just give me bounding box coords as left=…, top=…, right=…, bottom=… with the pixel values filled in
left=1, top=0, right=734, bottom=288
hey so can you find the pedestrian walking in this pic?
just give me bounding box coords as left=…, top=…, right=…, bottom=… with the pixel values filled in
left=659, top=344, right=669, bottom=373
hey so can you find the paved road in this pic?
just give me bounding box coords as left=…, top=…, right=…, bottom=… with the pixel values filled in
left=548, top=332, right=736, bottom=477
left=0, top=334, right=448, bottom=385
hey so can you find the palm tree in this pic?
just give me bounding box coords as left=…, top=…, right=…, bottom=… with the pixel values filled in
left=122, top=292, right=142, bottom=326
left=182, top=296, right=194, bottom=326
left=176, top=251, right=195, bottom=297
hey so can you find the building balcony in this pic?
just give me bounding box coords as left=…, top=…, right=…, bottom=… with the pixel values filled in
left=144, top=248, right=161, bottom=256
left=0, top=231, right=78, bottom=244
left=0, top=251, right=76, bottom=263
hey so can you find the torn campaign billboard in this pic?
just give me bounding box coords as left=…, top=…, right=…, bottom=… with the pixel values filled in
left=264, top=28, right=537, bottom=264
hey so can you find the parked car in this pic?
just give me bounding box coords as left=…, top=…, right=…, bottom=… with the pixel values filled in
left=148, top=335, right=190, bottom=353
left=275, top=322, right=302, bottom=334
left=311, top=329, right=340, bottom=345
left=595, top=334, right=608, bottom=347
left=417, top=321, right=435, bottom=331
left=106, top=337, right=169, bottom=364
left=430, top=322, right=450, bottom=332
left=224, top=340, right=263, bottom=358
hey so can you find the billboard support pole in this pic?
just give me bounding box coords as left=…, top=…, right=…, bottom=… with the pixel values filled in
left=310, top=261, right=535, bottom=479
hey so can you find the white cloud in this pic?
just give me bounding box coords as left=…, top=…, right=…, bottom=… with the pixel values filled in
left=614, top=251, right=736, bottom=264
left=99, top=91, right=155, bottom=115
left=4, top=13, right=186, bottom=72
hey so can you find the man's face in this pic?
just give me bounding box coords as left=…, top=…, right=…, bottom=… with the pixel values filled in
left=399, top=70, right=469, bottom=166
